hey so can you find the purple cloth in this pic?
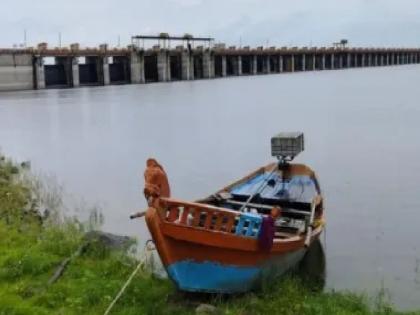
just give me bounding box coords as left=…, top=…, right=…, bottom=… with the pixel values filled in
left=259, top=216, right=275, bottom=251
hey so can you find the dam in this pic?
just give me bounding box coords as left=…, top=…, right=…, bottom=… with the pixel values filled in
left=1, top=34, right=420, bottom=91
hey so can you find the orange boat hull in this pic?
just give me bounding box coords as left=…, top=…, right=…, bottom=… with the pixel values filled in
left=146, top=206, right=324, bottom=293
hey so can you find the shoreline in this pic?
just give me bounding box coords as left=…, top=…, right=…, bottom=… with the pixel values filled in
left=0, top=155, right=418, bottom=314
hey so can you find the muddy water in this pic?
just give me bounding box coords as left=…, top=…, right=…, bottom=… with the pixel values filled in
left=1, top=66, right=420, bottom=309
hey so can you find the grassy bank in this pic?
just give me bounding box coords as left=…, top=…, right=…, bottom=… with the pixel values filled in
left=0, top=155, right=418, bottom=315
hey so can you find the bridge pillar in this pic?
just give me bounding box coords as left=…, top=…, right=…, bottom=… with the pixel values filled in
left=182, top=52, right=190, bottom=80
left=203, top=51, right=215, bottom=79
left=237, top=56, right=242, bottom=76
left=189, top=55, right=195, bottom=79
left=361, top=54, right=365, bottom=67
left=35, top=57, right=45, bottom=89
left=221, top=55, right=227, bottom=77
left=157, top=50, right=170, bottom=82
left=279, top=56, right=283, bottom=72
left=330, top=53, right=335, bottom=69
left=347, top=53, right=351, bottom=68
left=102, top=57, right=110, bottom=85
left=322, top=54, right=326, bottom=70
left=312, top=55, right=316, bottom=70
left=301, top=54, right=306, bottom=71
left=72, top=57, right=80, bottom=87
left=130, top=51, right=145, bottom=84
left=251, top=55, right=257, bottom=75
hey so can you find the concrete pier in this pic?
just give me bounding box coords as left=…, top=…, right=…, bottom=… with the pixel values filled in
left=237, top=56, right=242, bottom=76
left=252, top=56, right=257, bottom=75
left=130, top=50, right=145, bottom=84
left=35, top=57, right=45, bottom=89
left=181, top=50, right=193, bottom=80
left=1, top=43, right=420, bottom=91
left=203, top=51, right=215, bottom=78
left=102, top=57, right=110, bottom=85
left=157, top=50, right=170, bottom=82
left=72, top=57, right=80, bottom=87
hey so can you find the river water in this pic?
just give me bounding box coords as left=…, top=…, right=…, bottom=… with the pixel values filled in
left=1, top=66, right=420, bottom=310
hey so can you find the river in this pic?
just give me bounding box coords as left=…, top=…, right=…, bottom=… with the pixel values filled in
left=1, top=66, right=420, bottom=310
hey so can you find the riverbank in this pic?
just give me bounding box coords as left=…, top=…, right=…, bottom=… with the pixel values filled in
left=0, top=156, right=418, bottom=315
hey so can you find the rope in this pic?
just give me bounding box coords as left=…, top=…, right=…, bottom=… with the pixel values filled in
left=103, top=240, right=154, bottom=315
left=239, top=163, right=278, bottom=212
left=103, top=260, right=142, bottom=315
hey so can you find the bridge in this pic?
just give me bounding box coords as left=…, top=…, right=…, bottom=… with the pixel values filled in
left=1, top=35, right=419, bottom=91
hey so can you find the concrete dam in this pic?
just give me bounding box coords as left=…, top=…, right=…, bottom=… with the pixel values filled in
left=1, top=35, right=420, bottom=92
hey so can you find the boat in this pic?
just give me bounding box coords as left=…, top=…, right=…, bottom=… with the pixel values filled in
left=134, top=132, right=325, bottom=293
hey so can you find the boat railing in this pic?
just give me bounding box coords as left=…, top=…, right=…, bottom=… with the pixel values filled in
left=159, top=198, right=262, bottom=238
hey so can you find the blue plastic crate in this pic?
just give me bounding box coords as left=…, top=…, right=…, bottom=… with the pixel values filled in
left=235, top=213, right=263, bottom=238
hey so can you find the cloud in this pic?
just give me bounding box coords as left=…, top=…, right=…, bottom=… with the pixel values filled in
left=0, top=0, right=419, bottom=48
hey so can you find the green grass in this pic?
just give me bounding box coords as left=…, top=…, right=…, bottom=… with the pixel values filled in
left=0, top=155, right=419, bottom=315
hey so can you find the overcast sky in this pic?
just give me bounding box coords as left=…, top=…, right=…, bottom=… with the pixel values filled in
left=2, top=0, right=420, bottom=49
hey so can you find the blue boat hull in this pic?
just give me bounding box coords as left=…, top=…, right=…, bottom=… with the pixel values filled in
left=166, top=249, right=306, bottom=293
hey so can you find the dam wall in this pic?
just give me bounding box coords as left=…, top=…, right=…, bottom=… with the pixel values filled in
left=1, top=43, right=420, bottom=92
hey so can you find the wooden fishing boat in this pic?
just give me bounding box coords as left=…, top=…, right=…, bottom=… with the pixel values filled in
left=135, top=132, right=325, bottom=293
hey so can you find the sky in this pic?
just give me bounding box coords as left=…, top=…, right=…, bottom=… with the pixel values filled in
left=2, top=0, right=420, bottom=49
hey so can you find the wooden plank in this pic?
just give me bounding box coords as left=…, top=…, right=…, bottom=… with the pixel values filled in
left=204, top=211, right=214, bottom=229
left=180, top=206, right=190, bottom=225
left=214, top=213, right=224, bottom=231
left=225, top=216, right=235, bottom=233
left=192, top=208, right=201, bottom=227
left=224, top=200, right=311, bottom=216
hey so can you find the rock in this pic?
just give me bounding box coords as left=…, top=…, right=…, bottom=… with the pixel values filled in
left=195, top=303, right=218, bottom=315
left=83, top=231, right=134, bottom=250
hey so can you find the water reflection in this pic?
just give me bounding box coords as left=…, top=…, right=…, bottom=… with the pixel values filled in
left=296, top=239, right=326, bottom=292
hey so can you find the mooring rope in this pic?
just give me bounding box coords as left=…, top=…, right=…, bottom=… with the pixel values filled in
left=103, top=240, right=154, bottom=315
